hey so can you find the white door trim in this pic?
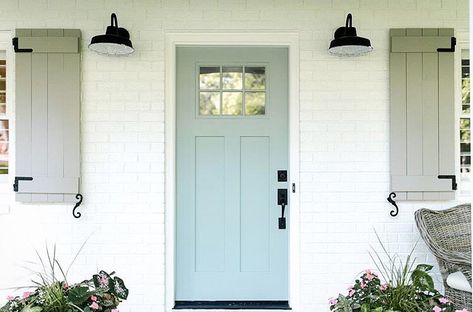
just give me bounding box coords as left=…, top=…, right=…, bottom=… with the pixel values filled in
left=164, top=32, right=300, bottom=312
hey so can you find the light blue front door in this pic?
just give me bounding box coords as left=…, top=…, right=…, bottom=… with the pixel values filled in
left=176, top=46, right=289, bottom=301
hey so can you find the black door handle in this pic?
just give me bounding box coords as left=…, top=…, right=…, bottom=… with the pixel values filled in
left=277, top=189, right=288, bottom=229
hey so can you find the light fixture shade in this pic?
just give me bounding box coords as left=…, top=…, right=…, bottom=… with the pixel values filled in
left=89, top=13, right=134, bottom=56
left=329, top=13, right=373, bottom=57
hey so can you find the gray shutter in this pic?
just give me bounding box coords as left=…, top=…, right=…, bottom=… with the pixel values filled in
left=390, top=28, right=456, bottom=200
left=14, top=29, right=81, bottom=202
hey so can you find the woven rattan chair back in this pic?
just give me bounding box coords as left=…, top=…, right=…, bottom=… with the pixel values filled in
left=417, top=204, right=471, bottom=253
left=415, top=204, right=472, bottom=309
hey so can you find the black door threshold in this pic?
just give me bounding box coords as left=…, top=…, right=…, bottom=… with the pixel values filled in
left=174, top=301, right=291, bottom=310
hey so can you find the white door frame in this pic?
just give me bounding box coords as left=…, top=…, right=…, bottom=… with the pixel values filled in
left=164, top=32, right=300, bottom=312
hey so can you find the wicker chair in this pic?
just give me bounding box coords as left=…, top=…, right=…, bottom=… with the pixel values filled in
left=415, top=204, right=472, bottom=310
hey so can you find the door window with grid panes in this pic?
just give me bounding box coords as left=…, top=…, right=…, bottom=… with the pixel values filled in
left=460, top=51, right=471, bottom=197
left=198, top=66, right=266, bottom=116
left=0, top=51, right=7, bottom=178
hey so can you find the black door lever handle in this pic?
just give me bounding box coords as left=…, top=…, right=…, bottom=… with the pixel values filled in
left=279, top=203, right=286, bottom=229
left=277, top=189, right=288, bottom=229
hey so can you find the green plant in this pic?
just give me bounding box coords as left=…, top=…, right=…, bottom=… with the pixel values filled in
left=67, top=270, right=129, bottom=312
left=328, top=232, right=469, bottom=312
left=0, top=245, right=128, bottom=312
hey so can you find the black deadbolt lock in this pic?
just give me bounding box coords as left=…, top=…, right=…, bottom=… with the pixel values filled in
left=277, top=170, right=287, bottom=182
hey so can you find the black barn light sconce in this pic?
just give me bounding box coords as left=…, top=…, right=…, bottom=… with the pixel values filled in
left=89, top=13, right=134, bottom=56
left=329, top=13, right=373, bottom=57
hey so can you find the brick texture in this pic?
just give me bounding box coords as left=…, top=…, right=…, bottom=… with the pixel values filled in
left=0, top=0, right=469, bottom=311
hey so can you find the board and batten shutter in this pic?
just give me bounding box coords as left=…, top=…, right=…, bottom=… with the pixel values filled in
left=390, top=28, right=457, bottom=201
left=14, top=29, right=81, bottom=202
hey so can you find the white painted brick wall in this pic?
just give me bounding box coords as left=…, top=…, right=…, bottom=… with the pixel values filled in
left=0, top=0, right=469, bottom=311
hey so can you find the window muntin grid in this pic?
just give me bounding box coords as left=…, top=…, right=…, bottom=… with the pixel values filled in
left=198, top=66, right=266, bottom=116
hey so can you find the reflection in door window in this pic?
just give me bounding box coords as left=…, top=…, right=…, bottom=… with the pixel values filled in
left=199, top=92, right=220, bottom=115
left=199, top=67, right=220, bottom=89
left=222, top=66, right=242, bottom=90
left=222, top=92, right=242, bottom=115
left=245, top=67, right=265, bottom=90
left=198, top=66, right=266, bottom=116
left=245, top=92, right=265, bottom=115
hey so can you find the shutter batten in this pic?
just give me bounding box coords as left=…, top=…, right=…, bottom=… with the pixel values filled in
left=389, top=28, right=456, bottom=200
left=14, top=29, right=81, bottom=203
left=391, top=36, right=453, bottom=53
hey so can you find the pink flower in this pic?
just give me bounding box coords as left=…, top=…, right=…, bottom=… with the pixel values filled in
left=379, top=283, right=388, bottom=291
left=63, top=283, right=69, bottom=289
left=328, top=297, right=337, bottom=305
left=360, top=281, right=367, bottom=289
left=439, top=297, right=449, bottom=304
left=433, top=306, right=442, bottom=312
left=347, top=287, right=355, bottom=297
left=6, top=295, right=14, bottom=301
left=90, top=295, right=97, bottom=302
left=90, top=302, right=99, bottom=310
left=365, top=270, right=376, bottom=281
left=455, top=309, right=470, bottom=312
left=111, top=309, right=119, bottom=312
left=22, top=292, right=32, bottom=299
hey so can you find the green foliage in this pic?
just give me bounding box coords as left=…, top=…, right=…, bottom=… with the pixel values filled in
left=329, top=232, right=467, bottom=312
left=91, top=270, right=128, bottom=301
left=410, top=264, right=434, bottom=291
left=0, top=245, right=129, bottom=312
left=333, top=295, right=358, bottom=312
left=111, top=277, right=128, bottom=300
left=67, top=287, right=90, bottom=306
left=92, top=271, right=113, bottom=293
left=40, top=282, right=70, bottom=312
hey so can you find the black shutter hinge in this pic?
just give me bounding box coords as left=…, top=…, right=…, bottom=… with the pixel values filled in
left=437, top=37, right=456, bottom=52
left=438, top=175, right=457, bottom=190
left=13, top=176, right=33, bottom=192
left=12, top=37, right=33, bottom=53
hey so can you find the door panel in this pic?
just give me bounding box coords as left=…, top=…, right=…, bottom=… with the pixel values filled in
left=195, top=136, right=225, bottom=272
left=176, top=46, right=289, bottom=301
left=240, top=136, right=270, bottom=272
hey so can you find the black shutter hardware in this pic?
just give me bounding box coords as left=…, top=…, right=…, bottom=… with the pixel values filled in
left=437, top=37, right=456, bottom=52
left=13, top=176, right=33, bottom=192
left=12, top=37, right=33, bottom=53
left=438, top=175, right=457, bottom=190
